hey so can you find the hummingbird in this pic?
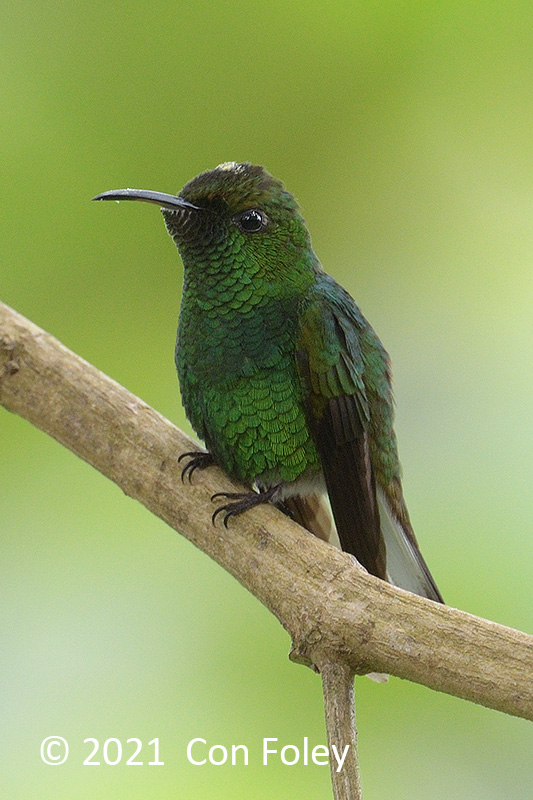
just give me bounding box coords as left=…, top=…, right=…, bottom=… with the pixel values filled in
left=93, top=162, right=443, bottom=603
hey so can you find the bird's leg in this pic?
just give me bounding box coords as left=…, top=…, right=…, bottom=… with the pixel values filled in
left=211, top=485, right=281, bottom=527
left=179, top=450, right=215, bottom=482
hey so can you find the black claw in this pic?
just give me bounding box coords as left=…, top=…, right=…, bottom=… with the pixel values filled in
left=211, top=491, right=249, bottom=501
left=211, top=507, right=223, bottom=525
left=179, top=450, right=214, bottom=482
left=211, top=503, right=244, bottom=527
left=211, top=486, right=281, bottom=526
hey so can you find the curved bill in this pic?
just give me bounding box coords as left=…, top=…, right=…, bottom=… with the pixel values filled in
left=92, top=188, right=200, bottom=211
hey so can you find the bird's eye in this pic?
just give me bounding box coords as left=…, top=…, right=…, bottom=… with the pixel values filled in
left=235, top=209, right=268, bottom=233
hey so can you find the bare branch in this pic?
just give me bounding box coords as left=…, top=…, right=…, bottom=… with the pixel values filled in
left=1, top=299, right=532, bottom=722
left=320, top=662, right=361, bottom=800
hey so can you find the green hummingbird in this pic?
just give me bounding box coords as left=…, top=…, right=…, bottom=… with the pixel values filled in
left=93, top=162, right=442, bottom=603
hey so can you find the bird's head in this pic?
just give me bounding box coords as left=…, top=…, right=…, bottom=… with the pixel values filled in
left=93, top=163, right=316, bottom=281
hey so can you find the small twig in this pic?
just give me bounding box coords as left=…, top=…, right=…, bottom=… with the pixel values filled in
left=320, top=662, right=362, bottom=800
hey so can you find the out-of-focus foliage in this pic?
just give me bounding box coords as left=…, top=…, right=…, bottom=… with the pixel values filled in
left=2, top=2, right=532, bottom=797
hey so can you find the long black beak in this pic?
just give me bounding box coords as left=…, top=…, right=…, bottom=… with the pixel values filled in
left=92, top=188, right=200, bottom=211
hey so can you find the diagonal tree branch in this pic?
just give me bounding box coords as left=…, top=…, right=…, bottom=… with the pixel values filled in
left=1, top=299, right=532, bottom=727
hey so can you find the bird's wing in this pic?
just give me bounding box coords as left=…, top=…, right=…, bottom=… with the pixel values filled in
left=296, top=283, right=387, bottom=580
left=296, top=276, right=443, bottom=602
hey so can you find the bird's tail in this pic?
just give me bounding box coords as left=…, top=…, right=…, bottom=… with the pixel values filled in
left=285, top=488, right=442, bottom=603
left=376, top=487, right=443, bottom=603
left=282, top=493, right=337, bottom=545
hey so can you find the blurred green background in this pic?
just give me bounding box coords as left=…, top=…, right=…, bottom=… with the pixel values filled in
left=2, top=1, right=532, bottom=797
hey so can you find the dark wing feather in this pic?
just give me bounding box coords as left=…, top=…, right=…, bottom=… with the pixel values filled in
left=296, top=294, right=386, bottom=579
left=316, top=394, right=387, bottom=578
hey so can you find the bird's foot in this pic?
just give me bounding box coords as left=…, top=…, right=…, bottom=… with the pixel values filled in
left=211, top=485, right=281, bottom=527
left=179, top=450, right=215, bottom=482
